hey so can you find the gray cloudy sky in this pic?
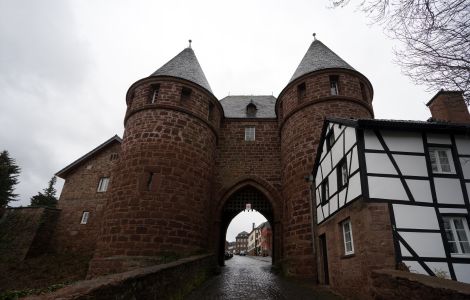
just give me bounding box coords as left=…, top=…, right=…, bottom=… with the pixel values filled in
left=1, top=0, right=433, bottom=241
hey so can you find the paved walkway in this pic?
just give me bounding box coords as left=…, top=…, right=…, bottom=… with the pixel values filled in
left=185, top=255, right=342, bottom=300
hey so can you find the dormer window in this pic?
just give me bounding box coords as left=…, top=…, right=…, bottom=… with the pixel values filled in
left=181, top=87, right=192, bottom=102
left=246, top=101, right=257, bottom=118
left=149, top=84, right=160, bottom=104
left=329, top=76, right=339, bottom=95
left=297, top=82, right=306, bottom=102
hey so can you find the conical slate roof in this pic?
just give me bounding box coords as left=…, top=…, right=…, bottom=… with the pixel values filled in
left=289, top=40, right=355, bottom=83
left=151, top=47, right=213, bottom=93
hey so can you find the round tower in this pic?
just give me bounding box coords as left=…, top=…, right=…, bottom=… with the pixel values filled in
left=277, top=39, right=374, bottom=276
left=88, top=45, right=223, bottom=277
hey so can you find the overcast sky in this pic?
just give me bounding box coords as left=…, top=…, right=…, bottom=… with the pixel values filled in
left=1, top=0, right=434, bottom=241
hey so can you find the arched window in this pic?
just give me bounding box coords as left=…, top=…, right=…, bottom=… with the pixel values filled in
left=246, top=101, right=257, bottom=118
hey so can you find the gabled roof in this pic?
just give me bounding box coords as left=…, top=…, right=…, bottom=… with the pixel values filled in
left=289, top=39, right=355, bottom=83
left=236, top=231, right=249, bottom=237
left=151, top=47, right=213, bottom=93
left=56, top=135, right=122, bottom=179
left=220, top=95, right=277, bottom=118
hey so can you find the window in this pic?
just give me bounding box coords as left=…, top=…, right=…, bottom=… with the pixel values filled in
left=246, top=102, right=257, bottom=118
left=297, top=82, right=306, bottom=102
left=443, top=216, right=470, bottom=255
left=337, top=158, right=348, bottom=188
left=321, top=179, right=329, bottom=205
left=97, top=177, right=109, bottom=192
left=429, top=148, right=454, bottom=173
left=146, top=172, right=155, bottom=191
left=360, top=82, right=367, bottom=101
left=245, top=127, right=255, bottom=141
left=181, top=87, right=192, bottom=101
left=80, top=211, right=90, bottom=224
left=329, top=75, right=339, bottom=95
left=342, top=219, right=354, bottom=255
left=326, top=129, right=335, bottom=151
left=149, top=84, right=160, bottom=104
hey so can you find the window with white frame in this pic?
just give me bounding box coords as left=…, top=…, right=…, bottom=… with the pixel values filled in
left=429, top=147, right=454, bottom=173
left=80, top=211, right=90, bottom=224
left=97, top=177, right=110, bottom=192
left=245, top=127, right=255, bottom=141
left=443, top=216, right=470, bottom=255
left=342, top=219, right=354, bottom=255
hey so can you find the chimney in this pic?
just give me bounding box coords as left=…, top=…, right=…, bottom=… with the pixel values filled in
left=252, top=222, right=255, bottom=230
left=427, top=90, right=470, bottom=123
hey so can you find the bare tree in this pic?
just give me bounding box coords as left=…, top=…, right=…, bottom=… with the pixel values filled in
left=333, top=0, right=470, bottom=103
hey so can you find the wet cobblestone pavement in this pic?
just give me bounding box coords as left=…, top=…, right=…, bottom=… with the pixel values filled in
left=185, top=255, right=342, bottom=300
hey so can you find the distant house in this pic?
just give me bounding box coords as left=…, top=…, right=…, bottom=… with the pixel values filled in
left=235, top=231, right=249, bottom=254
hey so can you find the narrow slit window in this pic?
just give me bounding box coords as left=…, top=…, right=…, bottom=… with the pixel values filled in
left=297, top=82, right=306, bottom=102
left=80, top=211, right=90, bottom=224
left=326, top=129, right=335, bottom=151
left=110, top=153, right=119, bottom=161
left=337, top=158, right=348, bottom=189
left=245, top=127, right=255, bottom=141
left=149, top=84, right=160, bottom=104
left=342, top=219, right=354, bottom=255
left=329, top=75, right=339, bottom=95
left=97, top=177, right=110, bottom=192
left=147, top=172, right=155, bottom=191
left=181, top=87, right=192, bottom=102
left=443, top=216, right=470, bottom=255
left=321, top=179, right=329, bottom=205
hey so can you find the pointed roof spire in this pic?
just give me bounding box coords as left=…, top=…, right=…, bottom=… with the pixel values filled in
left=289, top=38, right=355, bottom=83
left=151, top=43, right=213, bottom=93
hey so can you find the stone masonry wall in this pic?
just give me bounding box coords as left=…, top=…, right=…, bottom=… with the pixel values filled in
left=90, top=80, right=221, bottom=276
left=278, top=69, right=373, bottom=277
left=317, top=199, right=396, bottom=299
left=52, top=142, right=121, bottom=258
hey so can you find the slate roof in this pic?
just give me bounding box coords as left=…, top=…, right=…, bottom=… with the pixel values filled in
left=220, top=95, right=277, bottom=118
left=289, top=39, right=355, bottom=83
left=56, top=135, right=122, bottom=179
left=151, top=47, right=213, bottom=93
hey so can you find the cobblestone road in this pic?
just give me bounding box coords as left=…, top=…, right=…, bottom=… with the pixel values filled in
left=185, top=255, right=342, bottom=300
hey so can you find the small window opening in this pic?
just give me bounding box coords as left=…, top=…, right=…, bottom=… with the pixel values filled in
left=360, top=82, right=367, bottom=101
left=246, top=101, right=257, bottom=118
left=342, top=219, right=354, bottom=255
left=80, top=211, right=90, bottom=224
left=329, top=76, right=339, bottom=95
left=326, top=129, right=335, bottom=151
left=147, top=172, right=155, bottom=191
left=110, top=153, right=119, bottom=161
left=97, top=177, right=110, bottom=192
left=245, top=127, right=255, bottom=141
left=321, top=179, right=329, bottom=205
left=181, top=87, right=192, bottom=102
left=297, top=82, right=306, bottom=102
left=149, top=84, right=160, bottom=104
left=429, top=147, right=454, bottom=173
left=337, top=158, right=348, bottom=189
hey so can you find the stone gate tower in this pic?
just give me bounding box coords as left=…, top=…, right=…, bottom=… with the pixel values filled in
left=89, top=46, right=223, bottom=276
left=277, top=39, right=374, bottom=276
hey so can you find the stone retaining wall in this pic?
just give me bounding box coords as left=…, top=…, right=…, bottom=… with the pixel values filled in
left=371, top=269, right=470, bottom=300
left=25, top=254, right=215, bottom=300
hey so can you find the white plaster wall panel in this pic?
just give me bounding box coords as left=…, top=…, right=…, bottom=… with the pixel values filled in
left=404, top=261, right=428, bottom=275
left=399, top=242, right=412, bottom=257
left=344, top=127, right=356, bottom=151
left=349, top=147, right=359, bottom=174
left=339, top=188, right=347, bottom=207
left=459, top=157, right=470, bottom=179
left=426, top=262, right=451, bottom=279
left=315, top=170, right=323, bottom=189
left=455, top=135, right=470, bottom=155
left=393, top=204, right=439, bottom=229
left=321, top=141, right=328, bottom=161
left=332, top=124, right=342, bottom=141
left=466, top=183, right=470, bottom=202
left=346, top=173, right=361, bottom=202
left=316, top=188, right=322, bottom=206
left=453, top=263, right=470, bottom=284
left=434, top=178, right=465, bottom=205
left=393, top=155, right=428, bottom=177
left=364, top=130, right=383, bottom=150
left=330, top=195, right=338, bottom=214
left=322, top=155, right=332, bottom=177
left=427, top=133, right=451, bottom=145
left=322, top=205, right=329, bottom=219
left=381, top=131, right=424, bottom=153
left=328, top=171, right=338, bottom=196
left=438, top=208, right=468, bottom=214
left=400, top=232, right=446, bottom=258
left=405, top=179, right=433, bottom=203
left=317, top=206, right=324, bottom=223
left=331, top=135, right=344, bottom=167
left=368, top=176, right=408, bottom=200
left=365, top=153, right=398, bottom=174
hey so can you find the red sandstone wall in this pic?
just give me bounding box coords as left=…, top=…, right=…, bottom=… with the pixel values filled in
left=278, top=69, right=373, bottom=277
left=90, top=79, right=221, bottom=276
left=317, top=199, right=396, bottom=299
left=52, top=143, right=121, bottom=257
